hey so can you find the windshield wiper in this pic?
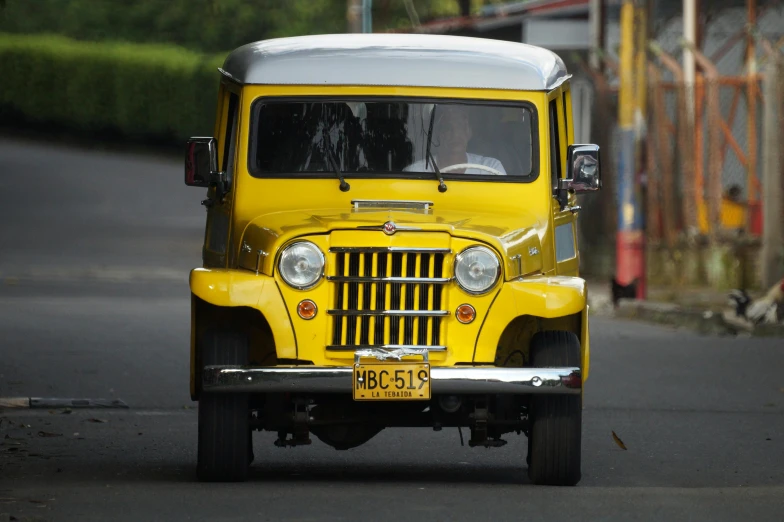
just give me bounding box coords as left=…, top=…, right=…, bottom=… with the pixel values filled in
left=321, top=128, right=350, bottom=192
left=425, top=106, right=447, bottom=193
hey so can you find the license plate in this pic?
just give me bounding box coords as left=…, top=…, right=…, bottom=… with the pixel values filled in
left=353, top=362, right=431, bottom=401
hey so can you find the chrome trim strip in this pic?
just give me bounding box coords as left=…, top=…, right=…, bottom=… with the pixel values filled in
left=202, top=366, right=582, bottom=395
left=328, top=309, right=449, bottom=317
left=354, top=346, right=431, bottom=362
left=217, top=67, right=241, bottom=84
left=255, top=249, right=269, bottom=275
left=547, top=73, right=573, bottom=92
left=355, top=224, right=423, bottom=232
left=326, top=344, right=447, bottom=352
left=326, top=276, right=451, bottom=284
left=510, top=254, right=522, bottom=278
left=329, top=247, right=451, bottom=254
left=351, top=199, right=434, bottom=210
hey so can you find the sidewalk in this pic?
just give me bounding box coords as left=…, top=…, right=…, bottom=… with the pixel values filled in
left=585, top=279, right=784, bottom=337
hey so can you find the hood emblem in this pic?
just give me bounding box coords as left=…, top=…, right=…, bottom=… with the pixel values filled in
left=383, top=221, right=397, bottom=235
left=529, top=246, right=540, bottom=256
left=356, top=222, right=422, bottom=234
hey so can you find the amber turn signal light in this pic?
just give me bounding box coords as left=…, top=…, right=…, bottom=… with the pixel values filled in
left=455, top=304, right=476, bottom=324
left=297, top=300, right=317, bottom=320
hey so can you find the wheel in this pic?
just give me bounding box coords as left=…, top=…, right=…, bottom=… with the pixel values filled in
left=527, top=330, right=582, bottom=486
left=197, top=329, right=251, bottom=482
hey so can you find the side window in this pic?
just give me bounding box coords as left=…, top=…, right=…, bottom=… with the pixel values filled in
left=221, top=92, right=239, bottom=188
left=549, top=99, right=561, bottom=190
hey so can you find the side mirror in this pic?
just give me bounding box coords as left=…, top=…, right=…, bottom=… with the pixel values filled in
left=185, top=137, right=219, bottom=187
left=563, top=144, right=601, bottom=192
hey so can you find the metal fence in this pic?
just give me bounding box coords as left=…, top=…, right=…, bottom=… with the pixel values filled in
left=645, top=73, right=765, bottom=244
left=580, top=55, right=781, bottom=245
left=572, top=2, right=784, bottom=287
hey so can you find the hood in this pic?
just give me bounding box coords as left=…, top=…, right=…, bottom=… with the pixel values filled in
left=237, top=205, right=545, bottom=279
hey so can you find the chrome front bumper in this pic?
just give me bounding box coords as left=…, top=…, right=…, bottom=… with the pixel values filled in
left=202, top=365, right=582, bottom=395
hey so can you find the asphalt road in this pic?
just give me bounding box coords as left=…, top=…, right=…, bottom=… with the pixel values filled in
left=1, top=138, right=784, bottom=522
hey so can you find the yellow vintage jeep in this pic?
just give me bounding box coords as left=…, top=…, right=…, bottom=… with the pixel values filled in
left=185, top=34, right=600, bottom=485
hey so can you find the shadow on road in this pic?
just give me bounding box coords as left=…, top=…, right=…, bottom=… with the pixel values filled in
left=248, top=461, right=528, bottom=485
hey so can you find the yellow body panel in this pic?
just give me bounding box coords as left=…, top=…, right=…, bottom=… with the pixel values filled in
left=236, top=208, right=546, bottom=281
left=230, top=85, right=558, bottom=276
left=189, top=82, right=591, bottom=388
left=474, top=276, right=589, bottom=379
left=190, top=268, right=297, bottom=358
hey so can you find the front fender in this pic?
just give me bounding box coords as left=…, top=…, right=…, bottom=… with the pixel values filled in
left=475, top=276, right=590, bottom=380
left=189, top=268, right=296, bottom=359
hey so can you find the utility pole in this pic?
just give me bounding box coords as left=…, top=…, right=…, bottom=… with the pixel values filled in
left=633, top=0, right=650, bottom=298
left=589, top=0, right=606, bottom=71
left=761, top=54, right=783, bottom=288
left=347, top=0, right=362, bottom=33
left=683, top=0, right=697, bottom=126
left=746, top=0, right=758, bottom=220
left=362, top=0, right=373, bottom=33
left=615, top=0, right=645, bottom=296
left=458, top=0, right=471, bottom=17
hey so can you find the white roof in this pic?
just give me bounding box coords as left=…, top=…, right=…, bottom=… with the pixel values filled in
left=221, top=34, right=569, bottom=91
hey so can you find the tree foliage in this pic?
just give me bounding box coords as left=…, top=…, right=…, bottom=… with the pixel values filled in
left=0, top=0, right=509, bottom=145
left=0, top=0, right=504, bottom=53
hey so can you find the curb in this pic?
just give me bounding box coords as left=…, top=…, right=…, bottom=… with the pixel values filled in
left=614, top=299, right=784, bottom=337
left=0, top=397, right=128, bottom=410
left=0, top=266, right=188, bottom=284
left=0, top=397, right=30, bottom=409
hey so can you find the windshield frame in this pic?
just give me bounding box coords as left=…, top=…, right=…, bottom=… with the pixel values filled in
left=247, top=96, right=540, bottom=184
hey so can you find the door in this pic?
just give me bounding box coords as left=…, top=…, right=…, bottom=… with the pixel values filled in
left=203, top=88, right=240, bottom=268
left=550, top=87, right=580, bottom=276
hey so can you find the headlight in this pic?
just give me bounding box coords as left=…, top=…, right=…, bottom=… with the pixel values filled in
left=454, top=246, right=500, bottom=295
left=278, top=241, right=324, bottom=289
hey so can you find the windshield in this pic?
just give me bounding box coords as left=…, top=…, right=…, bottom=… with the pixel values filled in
left=250, top=99, right=536, bottom=180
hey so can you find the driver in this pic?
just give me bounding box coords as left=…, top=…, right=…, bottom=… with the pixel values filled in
left=405, top=104, right=506, bottom=175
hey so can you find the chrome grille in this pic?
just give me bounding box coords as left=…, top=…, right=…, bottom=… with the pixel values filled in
left=328, top=248, right=449, bottom=351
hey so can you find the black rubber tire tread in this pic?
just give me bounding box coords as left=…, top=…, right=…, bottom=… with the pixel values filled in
left=527, top=330, right=582, bottom=486
left=197, top=329, right=250, bottom=482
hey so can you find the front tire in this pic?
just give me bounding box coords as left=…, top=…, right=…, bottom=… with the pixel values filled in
left=527, top=330, right=582, bottom=486
left=197, top=329, right=251, bottom=482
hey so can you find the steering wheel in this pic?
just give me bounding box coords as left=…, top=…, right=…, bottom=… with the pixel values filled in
left=439, top=163, right=505, bottom=176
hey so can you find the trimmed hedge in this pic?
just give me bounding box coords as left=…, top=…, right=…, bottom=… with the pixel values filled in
left=0, top=33, right=226, bottom=143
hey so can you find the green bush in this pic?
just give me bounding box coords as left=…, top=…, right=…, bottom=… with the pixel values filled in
left=0, top=0, right=467, bottom=54
left=0, top=33, right=225, bottom=143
